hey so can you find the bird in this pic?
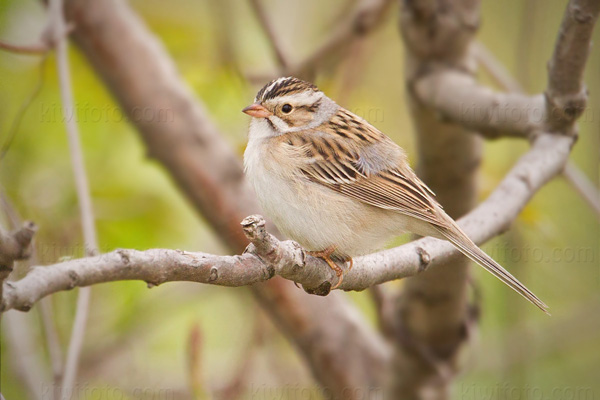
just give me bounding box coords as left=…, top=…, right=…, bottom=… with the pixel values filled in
left=242, top=76, right=548, bottom=314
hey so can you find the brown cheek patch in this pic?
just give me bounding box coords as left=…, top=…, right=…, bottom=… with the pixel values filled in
left=284, top=108, right=315, bottom=127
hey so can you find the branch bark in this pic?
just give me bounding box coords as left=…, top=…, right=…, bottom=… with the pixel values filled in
left=1, top=131, right=573, bottom=313
left=394, top=0, right=598, bottom=397
left=395, top=1, right=483, bottom=397
left=0, top=221, right=37, bottom=302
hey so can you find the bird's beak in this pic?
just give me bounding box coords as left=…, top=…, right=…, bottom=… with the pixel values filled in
left=242, top=103, right=272, bottom=118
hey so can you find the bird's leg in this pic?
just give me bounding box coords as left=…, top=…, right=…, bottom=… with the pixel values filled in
left=307, top=245, right=344, bottom=289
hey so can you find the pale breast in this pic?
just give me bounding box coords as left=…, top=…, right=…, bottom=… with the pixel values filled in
left=244, top=135, right=408, bottom=257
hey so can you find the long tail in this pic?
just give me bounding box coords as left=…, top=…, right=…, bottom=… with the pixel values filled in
left=435, top=226, right=549, bottom=315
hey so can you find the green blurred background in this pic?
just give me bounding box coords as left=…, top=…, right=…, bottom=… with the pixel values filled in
left=1, top=0, right=598, bottom=399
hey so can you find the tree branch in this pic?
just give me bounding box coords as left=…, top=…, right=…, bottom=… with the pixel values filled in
left=0, top=221, right=37, bottom=302
left=48, top=0, right=99, bottom=394
left=412, top=71, right=544, bottom=138
left=0, top=40, right=48, bottom=54
left=546, top=0, right=600, bottom=133
left=247, top=0, right=291, bottom=70
left=1, top=132, right=573, bottom=314
left=396, top=1, right=483, bottom=397
left=247, top=0, right=393, bottom=81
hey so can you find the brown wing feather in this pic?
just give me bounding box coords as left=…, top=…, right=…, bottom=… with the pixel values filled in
left=278, top=109, right=548, bottom=313
left=281, top=109, right=445, bottom=227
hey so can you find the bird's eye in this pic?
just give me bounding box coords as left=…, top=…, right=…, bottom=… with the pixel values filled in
left=281, top=104, right=293, bottom=114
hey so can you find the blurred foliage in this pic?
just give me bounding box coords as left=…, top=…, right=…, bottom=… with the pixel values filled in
left=0, top=0, right=599, bottom=399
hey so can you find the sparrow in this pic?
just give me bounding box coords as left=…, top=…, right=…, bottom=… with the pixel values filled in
left=242, top=76, right=547, bottom=314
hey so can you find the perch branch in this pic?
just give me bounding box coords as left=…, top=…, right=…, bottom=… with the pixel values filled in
left=1, top=132, right=573, bottom=313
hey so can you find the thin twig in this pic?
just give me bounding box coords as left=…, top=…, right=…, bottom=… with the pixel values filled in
left=0, top=54, right=48, bottom=162
left=563, top=162, right=600, bottom=218
left=48, top=0, right=98, bottom=397
left=472, top=41, right=523, bottom=93
left=0, top=39, right=48, bottom=54
left=247, top=0, right=393, bottom=81
left=248, top=0, right=291, bottom=69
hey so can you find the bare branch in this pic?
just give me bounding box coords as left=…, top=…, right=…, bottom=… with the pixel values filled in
left=546, top=0, right=600, bottom=133
left=0, top=40, right=48, bottom=54
left=412, top=71, right=544, bottom=138
left=48, top=0, right=99, bottom=394
left=563, top=162, right=600, bottom=218
left=248, top=0, right=291, bottom=69
left=472, top=41, right=523, bottom=93
left=397, top=1, right=483, bottom=396
left=1, top=132, right=573, bottom=314
left=248, top=0, right=393, bottom=81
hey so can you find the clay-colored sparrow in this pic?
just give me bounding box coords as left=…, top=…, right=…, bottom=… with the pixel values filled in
left=243, top=77, right=547, bottom=313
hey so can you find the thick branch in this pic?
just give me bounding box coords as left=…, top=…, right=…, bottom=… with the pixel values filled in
left=412, top=71, right=545, bottom=138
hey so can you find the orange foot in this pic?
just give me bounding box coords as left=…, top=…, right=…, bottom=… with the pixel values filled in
left=307, top=245, right=345, bottom=290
